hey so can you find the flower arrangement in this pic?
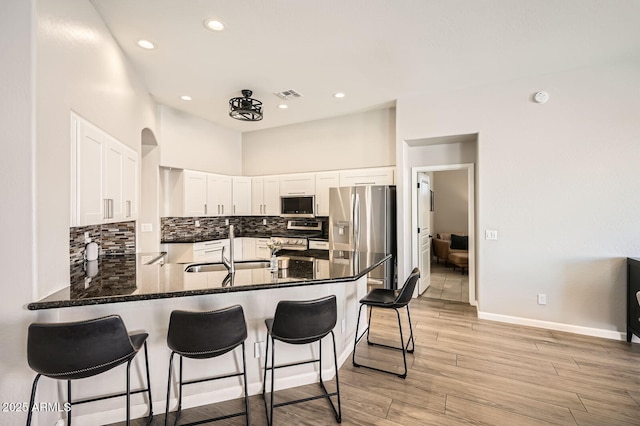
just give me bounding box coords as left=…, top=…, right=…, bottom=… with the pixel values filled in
left=266, top=240, right=282, bottom=256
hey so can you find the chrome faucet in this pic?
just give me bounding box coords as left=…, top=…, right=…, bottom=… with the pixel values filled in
left=222, top=224, right=235, bottom=273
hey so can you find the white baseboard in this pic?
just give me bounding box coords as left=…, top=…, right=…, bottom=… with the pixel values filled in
left=477, top=311, right=625, bottom=341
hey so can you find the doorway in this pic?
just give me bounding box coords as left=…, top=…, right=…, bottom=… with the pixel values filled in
left=411, top=163, right=476, bottom=305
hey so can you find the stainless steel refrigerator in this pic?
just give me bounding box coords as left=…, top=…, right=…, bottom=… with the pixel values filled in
left=329, top=185, right=396, bottom=289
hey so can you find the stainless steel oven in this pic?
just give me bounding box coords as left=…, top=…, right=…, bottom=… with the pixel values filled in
left=270, top=220, right=322, bottom=251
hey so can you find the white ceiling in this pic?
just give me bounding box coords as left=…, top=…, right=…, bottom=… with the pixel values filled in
left=90, top=0, right=640, bottom=133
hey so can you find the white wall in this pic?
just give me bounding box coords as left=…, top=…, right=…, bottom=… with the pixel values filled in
left=433, top=170, right=468, bottom=237
left=35, top=0, right=158, bottom=299
left=0, top=1, right=43, bottom=424
left=159, top=105, right=242, bottom=175
left=242, top=108, right=395, bottom=175
left=397, top=58, right=640, bottom=336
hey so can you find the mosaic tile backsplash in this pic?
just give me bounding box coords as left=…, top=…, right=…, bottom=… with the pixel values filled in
left=161, top=216, right=329, bottom=241
left=70, top=221, right=136, bottom=264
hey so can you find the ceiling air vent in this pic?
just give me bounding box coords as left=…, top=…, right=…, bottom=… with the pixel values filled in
left=273, top=89, right=303, bottom=100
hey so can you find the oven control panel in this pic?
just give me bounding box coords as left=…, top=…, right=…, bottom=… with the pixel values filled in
left=270, top=237, right=308, bottom=251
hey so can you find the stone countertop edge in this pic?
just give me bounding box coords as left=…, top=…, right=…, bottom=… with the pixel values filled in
left=27, top=254, right=391, bottom=311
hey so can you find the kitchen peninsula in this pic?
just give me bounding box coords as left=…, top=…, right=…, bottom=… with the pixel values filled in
left=27, top=251, right=389, bottom=425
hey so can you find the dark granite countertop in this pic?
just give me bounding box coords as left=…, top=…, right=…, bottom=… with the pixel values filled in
left=28, top=251, right=390, bottom=310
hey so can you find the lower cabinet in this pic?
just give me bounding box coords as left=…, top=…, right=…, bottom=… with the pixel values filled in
left=167, top=239, right=230, bottom=264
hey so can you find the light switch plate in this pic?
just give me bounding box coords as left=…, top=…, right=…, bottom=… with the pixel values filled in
left=485, top=230, right=498, bottom=240
left=141, top=223, right=153, bottom=232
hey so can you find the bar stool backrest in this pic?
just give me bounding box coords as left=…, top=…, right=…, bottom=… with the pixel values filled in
left=271, top=295, right=337, bottom=344
left=392, top=267, right=421, bottom=308
left=27, top=315, right=136, bottom=380
left=167, top=305, right=247, bottom=358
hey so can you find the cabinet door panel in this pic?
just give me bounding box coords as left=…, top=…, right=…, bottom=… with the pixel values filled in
left=263, top=177, right=281, bottom=215
left=123, top=147, right=138, bottom=220
left=232, top=177, right=251, bottom=215
left=104, top=137, right=124, bottom=221
left=315, top=171, right=339, bottom=217
left=77, top=121, right=104, bottom=225
left=251, top=177, right=264, bottom=215
left=184, top=171, right=207, bottom=216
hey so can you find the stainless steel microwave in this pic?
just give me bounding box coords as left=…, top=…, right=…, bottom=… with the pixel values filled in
left=280, top=196, right=315, bottom=217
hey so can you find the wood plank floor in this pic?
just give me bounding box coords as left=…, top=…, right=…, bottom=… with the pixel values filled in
left=111, top=297, right=640, bottom=425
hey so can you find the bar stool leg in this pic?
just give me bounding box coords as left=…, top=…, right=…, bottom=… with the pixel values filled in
left=269, top=337, right=276, bottom=426
left=67, top=380, right=72, bottom=426
left=241, top=342, right=250, bottom=426
left=406, top=305, right=415, bottom=353
left=165, top=352, right=175, bottom=426
left=394, top=308, right=408, bottom=378
left=177, top=356, right=183, bottom=423
left=331, top=332, right=342, bottom=422
left=26, top=374, right=41, bottom=426
left=142, top=341, right=153, bottom=423
left=126, top=359, right=132, bottom=426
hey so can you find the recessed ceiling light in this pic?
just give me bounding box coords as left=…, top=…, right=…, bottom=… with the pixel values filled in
left=137, top=39, right=157, bottom=50
left=204, top=18, right=225, bottom=32
left=333, top=92, right=346, bottom=99
left=278, top=104, right=288, bottom=109
left=180, top=95, right=192, bottom=101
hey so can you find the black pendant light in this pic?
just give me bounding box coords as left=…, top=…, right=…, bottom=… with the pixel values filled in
left=229, top=89, right=263, bottom=121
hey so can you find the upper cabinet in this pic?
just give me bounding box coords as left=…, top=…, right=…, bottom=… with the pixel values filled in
left=339, top=167, right=395, bottom=187
left=232, top=177, right=252, bottom=215
left=251, top=176, right=280, bottom=216
left=207, top=174, right=233, bottom=216
left=169, top=170, right=235, bottom=217
left=315, top=171, right=339, bottom=217
left=72, top=113, right=138, bottom=226
left=280, top=173, right=316, bottom=196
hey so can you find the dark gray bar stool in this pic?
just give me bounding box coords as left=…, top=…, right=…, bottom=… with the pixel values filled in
left=262, top=295, right=341, bottom=425
left=352, top=267, right=420, bottom=378
left=26, top=315, right=153, bottom=426
left=165, top=305, right=249, bottom=426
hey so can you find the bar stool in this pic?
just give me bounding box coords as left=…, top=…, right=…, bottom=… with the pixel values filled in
left=262, top=295, right=341, bottom=425
left=165, top=305, right=249, bottom=426
left=26, top=315, right=153, bottom=426
left=352, top=267, right=420, bottom=378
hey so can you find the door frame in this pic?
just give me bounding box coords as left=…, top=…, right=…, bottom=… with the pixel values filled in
left=411, top=163, right=476, bottom=306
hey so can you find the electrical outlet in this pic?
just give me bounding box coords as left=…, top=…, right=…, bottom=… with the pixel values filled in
left=262, top=219, right=267, bottom=225
left=254, top=341, right=265, bottom=358
left=195, top=220, right=200, bottom=227
left=537, top=294, right=547, bottom=305
left=485, top=230, right=498, bottom=240
left=225, top=219, right=229, bottom=225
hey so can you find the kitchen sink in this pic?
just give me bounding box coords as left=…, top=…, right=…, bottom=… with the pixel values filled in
left=185, top=261, right=271, bottom=273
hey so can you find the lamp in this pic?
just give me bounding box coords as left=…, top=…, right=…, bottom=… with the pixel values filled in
left=229, top=90, right=263, bottom=121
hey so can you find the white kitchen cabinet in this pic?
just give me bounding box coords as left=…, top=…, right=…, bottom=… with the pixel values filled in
left=232, top=177, right=252, bottom=215
left=122, top=146, right=138, bottom=220
left=75, top=117, right=104, bottom=225
left=251, top=176, right=281, bottom=215
left=338, top=167, right=395, bottom=187
left=169, top=171, right=237, bottom=217
left=183, top=170, right=208, bottom=216
left=207, top=174, right=233, bottom=216
left=242, top=238, right=256, bottom=260
left=314, top=171, right=339, bottom=217
left=279, top=173, right=315, bottom=196
left=168, top=239, right=230, bottom=264
left=72, top=113, right=138, bottom=226
left=256, top=238, right=271, bottom=260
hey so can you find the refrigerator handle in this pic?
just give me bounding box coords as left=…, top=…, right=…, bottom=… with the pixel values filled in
left=353, top=192, right=360, bottom=252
